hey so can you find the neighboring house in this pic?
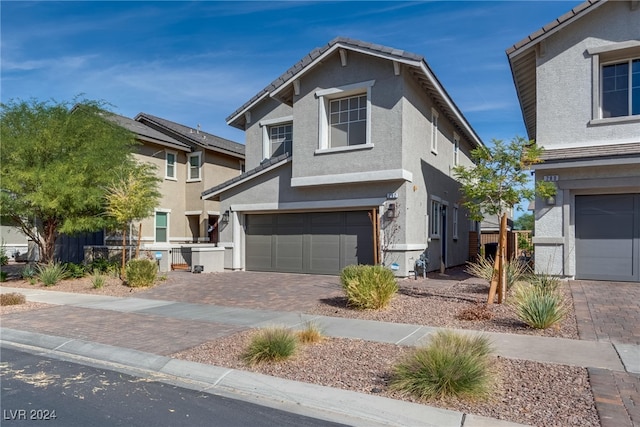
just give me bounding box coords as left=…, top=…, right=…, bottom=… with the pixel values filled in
left=507, top=0, right=640, bottom=282
left=202, top=37, right=484, bottom=276
left=108, top=113, right=245, bottom=251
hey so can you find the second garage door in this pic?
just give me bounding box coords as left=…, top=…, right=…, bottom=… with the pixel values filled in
left=245, top=211, right=374, bottom=275
left=575, top=194, right=640, bottom=282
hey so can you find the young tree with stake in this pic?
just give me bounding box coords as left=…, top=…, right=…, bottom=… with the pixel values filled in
left=453, top=137, right=555, bottom=304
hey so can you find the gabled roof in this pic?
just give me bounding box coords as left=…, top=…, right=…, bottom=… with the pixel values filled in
left=105, top=113, right=190, bottom=151
left=506, top=0, right=607, bottom=141
left=136, top=113, right=245, bottom=158
left=226, top=37, right=483, bottom=149
left=201, top=152, right=291, bottom=201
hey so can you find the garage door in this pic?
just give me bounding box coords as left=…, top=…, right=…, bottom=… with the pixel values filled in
left=245, top=211, right=374, bottom=275
left=575, top=194, right=640, bottom=282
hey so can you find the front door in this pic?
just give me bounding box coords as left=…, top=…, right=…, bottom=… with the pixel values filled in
left=441, top=205, right=447, bottom=272
left=208, top=215, right=219, bottom=244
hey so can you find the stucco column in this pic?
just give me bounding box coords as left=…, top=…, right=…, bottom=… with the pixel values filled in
left=232, top=211, right=242, bottom=270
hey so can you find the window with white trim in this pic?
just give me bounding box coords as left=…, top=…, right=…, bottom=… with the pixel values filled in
left=602, top=58, right=640, bottom=118
left=453, top=133, right=460, bottom=166
left=187, top=152, right=201, bottom=181
left=430, top=108, right=439, bottom=154
left=239, top=160, right=245, bottom=174
left=316, top=80, right=374, bottom=152
left=269, top=123, right=292, bottom=156
left=165, top=151, right=176, bottom=180
left=155, top=211, right=168, bottom=243
left=430, top=199, right=441, bottom=238
left=453, top=205, right=459, bottom=240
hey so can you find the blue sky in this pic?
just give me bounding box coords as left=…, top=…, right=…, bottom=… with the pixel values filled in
left=2, top=0, right=582, bottom=147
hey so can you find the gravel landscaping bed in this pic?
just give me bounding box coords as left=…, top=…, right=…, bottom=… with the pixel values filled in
left=171, top=330, right=599, bottom=427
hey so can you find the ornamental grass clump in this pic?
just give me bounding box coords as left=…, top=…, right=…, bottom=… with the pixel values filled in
left=391, top=331, right=494, bottom=401
left=1, top=292, right=26, bottom=306
left=511, top=280, right=567, bottom=329
left=340, top=264, right=398, bottom=310
left=296, top=321, right=324, bottom=344
left=125, top=259, right=157, bottom=287
left=37, top=263, right=68, bottom=286
left=91, top=272, right=106, bottom=289
left=465, top=257, right=529, bottom=290
left=242, top=327, right=298, bottom=365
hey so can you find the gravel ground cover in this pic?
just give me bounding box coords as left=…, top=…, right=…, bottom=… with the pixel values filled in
left=1, top=263, right=599, bottom=426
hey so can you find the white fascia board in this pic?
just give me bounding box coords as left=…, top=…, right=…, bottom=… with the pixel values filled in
left=202, top=157, right=291, bottom=200
left=533, top=157, right=640, bottom=170
left=418, top=62, right=483, bottom=148
left=270, top=43, right=421, bottom=99
left=291, top=169, right=412, bottom=187
left=226, top=91, right=270, bottom=127
left=231, top=197, right=386, bottom=213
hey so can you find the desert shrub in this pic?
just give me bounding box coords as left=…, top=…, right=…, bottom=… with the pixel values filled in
left=242, top=327, right=297, bottom=365
left=340, top=264, right=398, bottom=310
left=465, top=257, right=528, bottom=290
left=296, top=321, right=324, bottom=344
left=457, top=303, right=493, bottom=321
left=37, top=263, right=68, bottom=286
left=391, top=331, right=494, bottom=400
left=21, top=265, right=37, bottom=279
left=88, top=258, right=119, bottom=276
left=64, top=262, right=87, bottom=279
left=1, top=292, right=26, bottom=306
left=91, top=272, right=106, bottom=289
left=527, top=272, right=560, bottom=294
left=0, top=246, right=8, bottom=266
left=0, top=271, right=7, bottom=282
left=125, top=259, right=157, bottom=287
left=510, top=283, right=567, bottom=329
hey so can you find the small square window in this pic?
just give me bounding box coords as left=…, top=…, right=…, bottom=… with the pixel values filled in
left=269, top=124, right=292, bottom=157
left=602, top=59, right=640, bottom=118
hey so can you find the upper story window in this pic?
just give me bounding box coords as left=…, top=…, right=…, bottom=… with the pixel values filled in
left=270, top=123, right=292, bottom=156
left=430, top=108, right=439, bottom=154
left=260, top=116, right=293, bottom=160
left=602, top=59, right=640, bottom=118
left=329, top=94, right=366, bottom=147
left=165, top=151, right=176, bottom=180
left=187, top=152, right=201, bottom=181
left=316, top=80, right=374, bottom=153
left=452, top=205, right=459, bottom=240
left=155, top=211, right=168, bottom=243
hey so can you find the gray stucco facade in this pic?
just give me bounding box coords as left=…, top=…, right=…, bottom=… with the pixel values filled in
left=508, top=0, right=640, bottom=281
left=204, top=38, right=482, bottom=276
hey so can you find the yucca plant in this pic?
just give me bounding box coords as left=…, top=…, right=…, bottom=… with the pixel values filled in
left=242, top=327, right=297, bottom=365
left=391, top=331, right=494, bottom=400
left=37, top=263, right=68, bottom=286
left=510, top=283, right=567, bottom=329
left=340, top=264, right=398, bottom=310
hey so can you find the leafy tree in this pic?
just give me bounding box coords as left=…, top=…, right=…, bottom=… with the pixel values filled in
left=514, top=212, right=534, bottom=231
left=453, top=137, right=555, bottom=304
left=105, top=162, right=161, bottom=277
left=0, top=97, right=137, bottom=263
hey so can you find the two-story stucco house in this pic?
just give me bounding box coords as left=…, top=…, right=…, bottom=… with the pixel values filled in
left=106, top=113, right=245, bottom=253
left=202, top=37, right=484, bottom=276
left=508, top=0, right=640, bottom=282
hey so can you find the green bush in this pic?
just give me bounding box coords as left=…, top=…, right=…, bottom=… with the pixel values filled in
left=0, top=246, right=8, bottom=266
left=64, top=262, right=87, bottom=279
left=91, top=272, right=106, bottom=289
left=125, top=259, right=157, bottom=287
left=242, top=327, right=297, bottom=365
left=465, top=257, right=529, bottom=290
left=0, top=271, right=7, bottom=282
left=391, top=331, right=494, bottom=400
left=510, top=283, right=567, bottom=329
left=88, top=258, right=119, bottom=276
left=37, top=263, right=68, bottom=286
left=340, top=264, right=398, bottom=310
left=1, top=292, right=26, bottom=306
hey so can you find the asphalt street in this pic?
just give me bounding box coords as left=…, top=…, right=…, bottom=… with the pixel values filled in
left=0, top=346, right=348, bottom=427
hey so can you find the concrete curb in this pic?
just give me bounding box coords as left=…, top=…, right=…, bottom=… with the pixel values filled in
left=0, top=328, right=528, bottom=427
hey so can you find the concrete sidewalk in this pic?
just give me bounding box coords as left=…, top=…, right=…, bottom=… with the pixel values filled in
left=1, top=285, right=638, bottom=426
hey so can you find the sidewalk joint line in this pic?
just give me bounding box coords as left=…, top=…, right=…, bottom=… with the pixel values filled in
left=53, top=338, right=76, bottom=351
left=209, top=368, right=234, bottom=388
left=395, top=327, right=423, bottom=345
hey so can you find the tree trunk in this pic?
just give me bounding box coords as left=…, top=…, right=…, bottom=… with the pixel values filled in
left=135, top=222, right=142, bottom=259
left=487, top=213, right=508, bottom=304
left=121, top=226, right=127, bottom=279
left=41, top=219, right=58, bottom=264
